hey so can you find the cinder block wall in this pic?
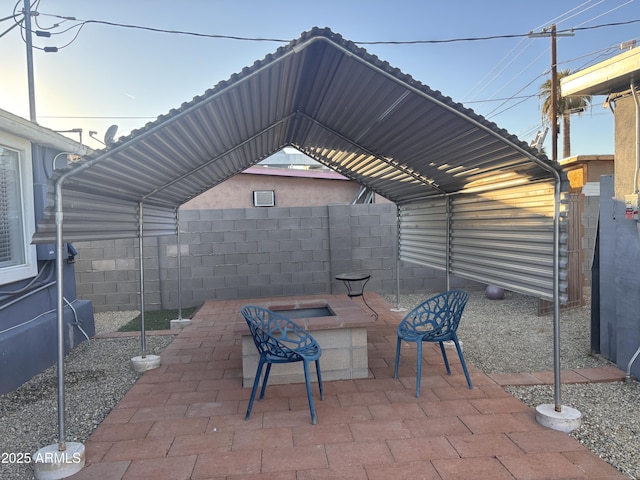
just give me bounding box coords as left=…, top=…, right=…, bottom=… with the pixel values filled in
left=74, top=203, right=460, bottom=312
left=581, top=193, right=600, bottom=289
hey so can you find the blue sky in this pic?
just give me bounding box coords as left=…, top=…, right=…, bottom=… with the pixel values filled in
left=2, top=0, right=639, bottom=156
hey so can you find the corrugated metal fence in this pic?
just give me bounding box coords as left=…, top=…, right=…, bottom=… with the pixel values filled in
left=399, top=181, right=567, bottom=303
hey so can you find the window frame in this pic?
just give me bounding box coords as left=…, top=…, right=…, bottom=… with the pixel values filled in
left=0, top=130, right=37, bottom=285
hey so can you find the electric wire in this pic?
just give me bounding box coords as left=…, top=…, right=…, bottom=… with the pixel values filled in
left=0, top=12, right=22, bottom=23
left=484, top=69, right=551, bottom=119
left=463, top=0, right=630, bottom=114
left=465, top=94, right=537, bottom=104
left=23, top=11, right=640, bottom=48
left=463, top=0, right=600, bottom=102
left=4, top=2, right=638, bottom=141
left=482, top=47, right=551, bottom=104
left=555, top=0, right=607, bottom=26
left=0, top=16, right=21, bottom=38
left=572, top=0, right=636, bottom=28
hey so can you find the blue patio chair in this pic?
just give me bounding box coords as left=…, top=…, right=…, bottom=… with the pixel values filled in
left=241, top=305, right=324, bottom=424
left=393, top=290, right=472, bottom=397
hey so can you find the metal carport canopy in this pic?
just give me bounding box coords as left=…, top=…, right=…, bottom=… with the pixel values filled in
left=33, top=27, right=566, bottom=300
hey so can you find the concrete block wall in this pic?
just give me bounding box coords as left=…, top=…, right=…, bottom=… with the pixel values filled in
left=74, top=203, right=461, bottom=312
left=581, top=194, right=600, bottom=289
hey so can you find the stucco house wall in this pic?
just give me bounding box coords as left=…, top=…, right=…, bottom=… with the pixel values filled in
left=181, top=166, right=391, bottom=209
left=0, top=111, right=94, bottom=394
left=600, top=95, right=640, bottom=377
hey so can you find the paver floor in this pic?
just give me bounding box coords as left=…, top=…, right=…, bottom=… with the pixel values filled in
left=70, top=294, right=628, bottom=480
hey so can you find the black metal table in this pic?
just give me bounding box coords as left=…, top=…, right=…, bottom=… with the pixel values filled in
left=335, top=272, right=378, bottom=319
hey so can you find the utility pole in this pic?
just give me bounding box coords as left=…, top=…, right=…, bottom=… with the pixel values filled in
left=23, top=0, right=36, bottom=122
left=529, top=24, right=574, bottom=162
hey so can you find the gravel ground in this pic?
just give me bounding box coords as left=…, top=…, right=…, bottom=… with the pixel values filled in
left=0, top=311, right=175, bottom=480
left=384, top=289, right=640, bottom=479
left=1, top=292, right=639, bottom=479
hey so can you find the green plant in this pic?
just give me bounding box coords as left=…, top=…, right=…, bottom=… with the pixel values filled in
left=117, top=306, right=199, bottom=332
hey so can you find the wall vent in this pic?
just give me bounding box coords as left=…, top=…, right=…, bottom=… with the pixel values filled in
left=253, top=190, right=275, bottom=207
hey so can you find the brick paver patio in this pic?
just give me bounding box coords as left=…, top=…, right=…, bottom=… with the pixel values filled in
left=72, top=294, right=627, bottom=479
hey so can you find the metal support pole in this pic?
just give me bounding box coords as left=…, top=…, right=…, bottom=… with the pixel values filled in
left=176, top=208, right=183, bottom=320
left=445, top=196, right=451, bottom=291
left=395, top=204, right=401, bottom=310
left=23, top=0, right=36, bottom=122
left=552, top=180, right=562, bottom=411
left=54, top=177, right=66, bottom=451
left=138, top=201, right=146, bottom=357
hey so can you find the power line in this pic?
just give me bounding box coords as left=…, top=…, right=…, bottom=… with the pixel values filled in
left=36, top=13, right=292, bottom=43
left=484, top=69, right=550, bottom=119
left=465, top=94, right=537, bottom=104
left=0, top=12, right=22, bottom=23
left=7, top=5, right=639, bottom=133
left=464, top=0, right=605, bottom=102
left=25, top=11, right=640, bottom=48
left=572, top=0, right=636, bottom=28
left=0, top=16, right=21, bottom=38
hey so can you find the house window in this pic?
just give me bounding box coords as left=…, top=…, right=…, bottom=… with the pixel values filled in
left=0, top=132, right=36, bottom=284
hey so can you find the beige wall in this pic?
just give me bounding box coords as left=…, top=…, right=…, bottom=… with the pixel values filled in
left=181, top=171, right=391, bottom=209
left=614, top=96, right=636, bottom=200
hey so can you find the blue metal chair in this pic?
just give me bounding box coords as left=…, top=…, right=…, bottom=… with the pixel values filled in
left=241, top=305, right=324, bottom=424
left=393, top=290, right=472, bottom=397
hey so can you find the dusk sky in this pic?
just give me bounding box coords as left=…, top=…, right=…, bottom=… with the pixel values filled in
left=2, top=0, right=639, bottom=155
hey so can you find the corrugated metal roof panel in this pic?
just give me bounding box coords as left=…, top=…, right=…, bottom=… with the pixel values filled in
left=31, top=27, right=566, bottom=299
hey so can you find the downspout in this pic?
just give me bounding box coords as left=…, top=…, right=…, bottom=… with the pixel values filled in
left=626, top=82, right=640, bottom=382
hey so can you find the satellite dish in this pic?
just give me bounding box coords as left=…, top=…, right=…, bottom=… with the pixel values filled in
left=104, top=125, right=118, bottom=145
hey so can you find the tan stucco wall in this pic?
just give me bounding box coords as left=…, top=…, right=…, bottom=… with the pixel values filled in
left=181, top=173, right=391, bottom=209
left=614, top=95, right=636, bottom=200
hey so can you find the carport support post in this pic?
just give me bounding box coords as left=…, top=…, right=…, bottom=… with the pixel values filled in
left=32, top=161, right=85, bottom=480
left=446, top=196, right=451, bottom=290
left=130, top=201, right=161, bottom=372
left=391, top=204, right=406, bottom=312
left=138, top=201, right=146, bottom=357
left=170, top=209, right=190, bottom=329
left=176, top=209, right=183, bottom=320
left=534, top=174, right=581, bottom=433
left=54, top=183, right=67, bottom=450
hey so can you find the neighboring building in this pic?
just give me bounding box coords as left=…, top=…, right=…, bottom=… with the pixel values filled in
left=182, top=149, right=391, bottom=210
left=559, top=155, right=614, bottom=296
left=561, top=46, right=640, bottom=378
left=0, top=109, right=94, bottom=394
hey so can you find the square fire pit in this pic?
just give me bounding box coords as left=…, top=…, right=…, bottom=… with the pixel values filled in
left=236, top=296, right=376, bottom=387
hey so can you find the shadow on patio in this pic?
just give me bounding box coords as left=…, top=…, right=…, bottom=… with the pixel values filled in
left=70, top=294, right=626, bottom=480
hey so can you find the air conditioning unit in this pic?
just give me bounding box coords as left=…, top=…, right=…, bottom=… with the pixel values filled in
left=253, top=190, right=275, bottom=207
